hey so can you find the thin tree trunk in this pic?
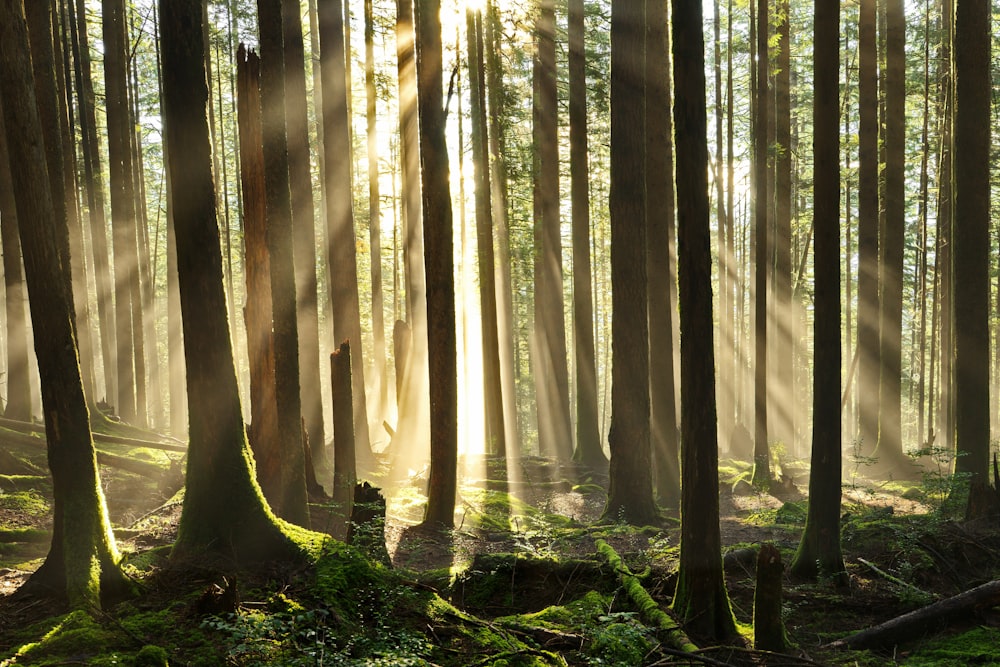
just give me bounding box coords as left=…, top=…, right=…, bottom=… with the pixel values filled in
left=773, top=0, right=793, bottom=450
left=752, top=0, right=770, bottom=487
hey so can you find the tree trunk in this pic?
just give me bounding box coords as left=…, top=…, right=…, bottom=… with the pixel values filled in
left=161, top=0, right=306, bottom=565
left=952, top=0, right=991, bottom=485
left=603, top=0, right=657, bottom=526
left=532, top=0, right=572, bottom=465
left=257, top=0, right=309, bottom=527
left=790, top=0, right=846, bottom=582
left=318, top=0, right=375, bottom=472
left=0, top=97, right=32, bottom=422
left=331, top=341, right=356, bottom=540
left=857, top=0, right=880, bottom=459
left=646, top=0, right=679, bottom=506
left=568, top=0, right=605, bottom=472
left=751, top=0, right=770, bottom=488
left=0, top=0, right=129, bottom=607
left=282, top=0, right=326, bottom=470
left=467, top=8, right=506, bottom=459
left=414, top=0, right=457, bottom=528
left=103, top=0, right=138, bottom=424
left=773, top=0, right=793, bottom=451
left=671, top=0, right=739, bottom=641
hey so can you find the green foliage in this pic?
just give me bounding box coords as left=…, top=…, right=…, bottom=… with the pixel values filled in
left=585, top=612, right=655, bottom=666
left=6, top=610, right=112, bottom=665
left=901, top=627, right=1000, bottom=665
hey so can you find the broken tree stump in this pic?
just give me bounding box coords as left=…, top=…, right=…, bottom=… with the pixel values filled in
left=347, top=482, right=390, bottom=566
left=753, top=542, right=788, bottom=652
left=826, top=579, right=1000, bottom=651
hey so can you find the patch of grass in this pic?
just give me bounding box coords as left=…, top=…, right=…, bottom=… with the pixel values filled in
left=903, top=627, right=1000, bottom=665
left=0, top=490, right=49, bottom=516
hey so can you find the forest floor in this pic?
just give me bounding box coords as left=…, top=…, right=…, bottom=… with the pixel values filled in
left=1, top=426, right=1000, bottom=665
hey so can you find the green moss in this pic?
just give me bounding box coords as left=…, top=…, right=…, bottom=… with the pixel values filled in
left=0, top=490, right=50, bottom=515
left=134, top=644, right=170, bottom=666
left=10, top=610, right=112, bottom=664
left=774, top=501, right=807, bottom=525
left=900, top=627, right=1000, bottom=665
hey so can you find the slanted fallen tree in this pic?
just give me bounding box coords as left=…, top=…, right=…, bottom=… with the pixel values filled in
left=826, top=579, right=1000, bottom=650
left=596, top=539, right=698, bottom=653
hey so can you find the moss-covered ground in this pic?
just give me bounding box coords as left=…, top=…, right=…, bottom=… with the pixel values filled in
left=3, top=441, right=1000, bottom=665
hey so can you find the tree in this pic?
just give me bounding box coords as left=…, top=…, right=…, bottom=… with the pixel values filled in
left=856, top=0, right=879, bottom=457
left=257, top=0, right=309, bottom=527
left=532, top=0, right=572, bottom=465
left=568, top=0, right=606, bottom=471
left=414, top=0, right=458, bottom=528
left=952, top=0, right=990, bottom=485
left=603, top=0, right=658, bottom=525
left=751, top=0, right=770, bottom=488
left=646, top=0, right=680, bottom=506
left=0, top=89, right=32, bottom=422
left=0, top=0, right=129, bottom=607
left=161, top=0, right=307, bottom=564
left=876, top=0, right=907, bottom=474
left=467, top=7, right=506, bottom=457
left=283, top=0, right=326, bottom=467
left=670, top=0, right=738, bottom=640
left=789, top=0, right=846, bottom=583
left=318, top=0, right=375, bottom=472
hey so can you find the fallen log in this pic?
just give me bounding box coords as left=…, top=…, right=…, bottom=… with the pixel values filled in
left=826, top=579, right=1000, bottom=651
left=858, top=557, right=935, bottom=602
left=0, top=417, right=186, bottom=452
left=595, top=539, right=698, bottom=653
left=2, top=430, right=170, bottom=479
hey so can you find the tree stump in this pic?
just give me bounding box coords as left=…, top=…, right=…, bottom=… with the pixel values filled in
left=347, top=482, right=390, bottom=566
left=753, top=542, right=787, bottom=652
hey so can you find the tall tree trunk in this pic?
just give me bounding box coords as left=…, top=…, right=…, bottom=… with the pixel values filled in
left=318, top=0, right=375, bottom=471
left=876, top=0, right=907, bottom=474
left=257, top=0, right=309, bottom=527
left=532, top=0, right=572, bottom=464
left=790, top=0, right=846, bottom=583
left=0, top=100, right=31, bottom=421
left=936, top=0, right=954, bottom=454
left=69, top=0, right=116, bottom=408
left=238, top=45, right=281, bottom=520
left=365, top=0, right=387, bottom=422
left=392, top=0, right=431, bottom=466
left=413, top=0, right=457, bottom=528
left=751, top=0, right=770, bottom=487
left=103, top=0, right=138, bottom=423
left=952, top=0, right=990, bottom=485
left=915, top=0, right=932, bottom=449
left=0, top=0, right=129, bottom=607
left=712, top=0, right=729, bottom=447
left=773, top=0, right=793, bottom=451
left=486, top=0, right=520, bottom=456
left=603, top=0, right=657, bottom=525
left=670, top=0, right=738, bottom=640
left=467, top=9, right=506, bottom=458
left=857, top=0, right=880, bottom=457
left=283, top=0, right=326, bottom=468
left=647, top=0, right=679, bottom=505
left=161, top=0, right=306, bottom=565
left=568, top=0, right=605, bottom=471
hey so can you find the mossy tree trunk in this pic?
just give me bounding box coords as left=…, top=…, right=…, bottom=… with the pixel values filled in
left=670, top=0, right=739, bottom=641
left=332, top=341, right=356, bottom=539
left=161, top=0, right=308, bottom=566
left=0, top=0, right=129, bottom=608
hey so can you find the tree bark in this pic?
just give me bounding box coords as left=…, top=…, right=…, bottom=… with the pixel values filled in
left=671, top=0, right=739, bottom=641
left=331, top=341, right=355, bottom=540
left=0, top=0, right=129, bottom=607
left=161, top=0, right=306, bottom=565
left=414, top=0, right=457, bottom=528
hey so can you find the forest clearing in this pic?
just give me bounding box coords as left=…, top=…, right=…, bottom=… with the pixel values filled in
left=2, top=434, right=1000, bottom=665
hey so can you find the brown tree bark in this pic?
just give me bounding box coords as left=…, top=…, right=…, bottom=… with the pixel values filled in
left=413, top=0, right=457, bottom=528
left=603, top=0, right=657, bottom=525
left=331, top=341, right=356, bottom=539
left=0, top=0, right=129, bottom=607
left=671, top=0, right=738, bottom=640
left=282, top=0, right=326, bottom=468
left=257, top=0, right=309, bottom=527
left=161, top=0, right=306, bottom=565
left=646, top=0, right=679, bottom=506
